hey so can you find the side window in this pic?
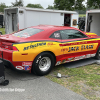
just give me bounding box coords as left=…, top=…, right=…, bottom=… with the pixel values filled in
left=60, top=30, right=87, bottom=39
left=49, top=31, right=61, bottom=39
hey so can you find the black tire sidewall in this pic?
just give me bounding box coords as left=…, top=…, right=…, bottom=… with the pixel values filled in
left=32, top=52, right=55, bottom=76
left=95, top=46, right=100, bottom=60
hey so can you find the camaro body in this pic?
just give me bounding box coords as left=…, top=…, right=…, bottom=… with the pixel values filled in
left=0, top=25, right=100, bottom=71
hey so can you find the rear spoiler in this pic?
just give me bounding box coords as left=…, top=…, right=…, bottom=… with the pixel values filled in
left=85, top=32, right=98, bottom=37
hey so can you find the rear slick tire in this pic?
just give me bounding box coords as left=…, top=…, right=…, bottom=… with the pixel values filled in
left=32, top=52, right=55, bottom=76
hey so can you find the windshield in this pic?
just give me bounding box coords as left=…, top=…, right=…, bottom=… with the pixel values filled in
left=13, top=28, right=44, bottom=38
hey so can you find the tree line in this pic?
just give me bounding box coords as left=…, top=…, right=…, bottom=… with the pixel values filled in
left=0, top=0, right=100, bottom=14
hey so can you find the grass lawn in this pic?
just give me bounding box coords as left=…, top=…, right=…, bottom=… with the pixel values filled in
left=0, top=28, right=5, bottom=34
left=46, top=63, right=100, bottom=100
left=79, top=14, right=86, bottom=17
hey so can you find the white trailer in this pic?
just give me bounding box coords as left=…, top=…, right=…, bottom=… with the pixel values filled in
left=85, top=9, right=100, bottom=36
left=4, top=7, right=79, bottom=34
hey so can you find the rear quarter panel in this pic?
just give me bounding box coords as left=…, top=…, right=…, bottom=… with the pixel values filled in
left=12, top=41, right=63, bottom=61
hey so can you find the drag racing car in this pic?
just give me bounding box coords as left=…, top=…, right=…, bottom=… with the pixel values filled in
left=0, top=25, right=100, bottom=76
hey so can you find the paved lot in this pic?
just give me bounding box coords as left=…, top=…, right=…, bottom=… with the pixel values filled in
left=0, top=67, right=88, bottom=100
left=63, top=58, right=97, bottom=68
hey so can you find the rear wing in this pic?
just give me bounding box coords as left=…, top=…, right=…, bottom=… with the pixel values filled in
left=85, top=32, right=98, bottom=37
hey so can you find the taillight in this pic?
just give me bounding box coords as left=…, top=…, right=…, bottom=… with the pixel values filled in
left=1, top=44, right=5, bottom=49
left=0, top=44, right=18, bottom=51
left=13, top=46, right=18, bottom=51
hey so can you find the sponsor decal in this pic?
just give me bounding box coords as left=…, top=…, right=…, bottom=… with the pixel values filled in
left=24, top=66, right=31, bottom=70
left=80, top=55, right=85, bottom=60
left=23, top=42, right=46, bottom=51
left=54, top=33, right=60, bottom=38
left=47, top=42, right=55, bottom=46
left=81, top=45, right=94, bottom=50
left=56, top=60, right=70, bottom=65
left=65, top=60, right=70, bottom=63
left=68, top=46, right=79, bottom=52
left=86, top=54, right=91, bottom=58
left=61, top=48, right=68, bottom=52
left=56, top=61, right=61, bottom=65
left=74, top=56, right=80, bottom=61
left=16, top=66, right=24, bottom=70
left=91, top=53, right=96, bottom=57
left=68, top=45, right=94, bottom=52
left=55, top=53, right=96, bottom=66
left=61, top=60, right=66, bottom=64
left=60, top=43, right=98, bottom=54
left=22, top=62, right=32, bottom=66
left=68, top=58, right=74, bottom=61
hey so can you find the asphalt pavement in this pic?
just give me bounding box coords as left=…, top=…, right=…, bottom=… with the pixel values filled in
left=63, top=58, right=97, bottom=68
left=0, top=67, right=88, bottom=100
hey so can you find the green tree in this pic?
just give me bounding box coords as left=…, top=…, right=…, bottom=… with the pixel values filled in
left=26, top=4, right=43, bottom=9
left=46, top=5, right=57, bottom=9
left=54, top=0, right=85, bottom=11
left=11, top=0, right=24, bottom=7
left=0, top=3, right=7, bottom=12
left=87, top=0, right=100, bottom=9
left=54, top=0, right=75, bottom=10
left=75, top=0, right=86, bottom=10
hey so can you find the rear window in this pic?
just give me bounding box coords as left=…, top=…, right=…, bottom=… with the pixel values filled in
left=13, top=28, right=43, bottom=38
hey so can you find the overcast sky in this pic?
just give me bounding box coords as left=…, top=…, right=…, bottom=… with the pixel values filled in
left=1, top=0, right=87, bottom=9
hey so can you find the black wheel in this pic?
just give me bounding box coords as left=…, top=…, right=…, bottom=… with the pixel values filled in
left=32, top=52, right=55, bottom=76
left=95, top=46, right=100, bottom=60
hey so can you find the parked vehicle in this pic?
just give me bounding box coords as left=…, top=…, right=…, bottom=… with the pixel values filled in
left=85, top=9, right=100, bottom=36
left=4, top=7, right=79, bottom=34
left=0, top=25, right=100, bottom=76
left=78, top=18, right=85, bottom=31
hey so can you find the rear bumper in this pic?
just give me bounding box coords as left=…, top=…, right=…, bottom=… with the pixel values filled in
left=0, top=58, right=16, bottom=70
left=1, top=58, right=31, bottom=72
left=0, top=49, right=32, bottom=71
left=0, top=48, right=15, bottom=69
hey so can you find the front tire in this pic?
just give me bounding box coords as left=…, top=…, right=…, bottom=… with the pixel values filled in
left=95, top=46, right=100, bottom=60
left=32, top=52, right=55, bottom=76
